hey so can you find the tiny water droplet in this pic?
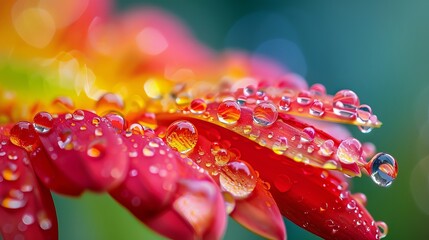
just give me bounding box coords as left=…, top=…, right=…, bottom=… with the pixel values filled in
left=333, top=90, right=359, bottom=118
left=72, top=110, right=85, bottom=121
left=347, top=200, right=357, bottom=210
left=217, top=100, right=241, bottom=125
left=22, top=214, right=34, bottom=225
left=367, top=153, right=397, bottom=187
left=214, top=149, right=230, bottom=166
left=92, top=117, right=101, bottom=126
left=336, top=138, right=362, bottom=164
left=33, top=112, right=53, bottom=134
left=165, top=120, right=198, bottom=153
left=190, top=98, right=207, bottom=114
left=253, top=102, right=278, bottom=126
left=142, top=146, right=155, bottom=157
left=87, top=139, right=106, bottom=158
left=219, top=160, right=257, bottom=199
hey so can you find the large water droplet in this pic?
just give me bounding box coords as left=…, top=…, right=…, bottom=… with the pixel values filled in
left=217, top=100, right=241, bottom=125
left=219, top=160, right=257, bottom=199
left=72, top=109, right=85, bottom=121
left=309, top=83, right=326, bottom=96
left=190, top=98, right=207, bottom=114
left=300, top=127, right=315, bottom=143
left=336, top=138, right=362, bottom=164
left=367, top=153, right=398, bottom=187
left=165, top=120, right=198, bottom=153
left=278, top=96, right=291, bottom=111
left=33, top=112, right=53, bottom=134
left=319, top=139, right=335, bottom=157
left=214, top=148, right=230, bottom=166
left=104, top=112, right=126, bottom=130
left=309, top=100, right=325, bottom=117
left=253, top=102, right=278, bottom=126
left=333, top=90, right=359, bottom=118
left=297, top=90, right=312, bottom=105
left=10, top=121, right=39, bottom=152
left=376, top=221, right=388, bottom=239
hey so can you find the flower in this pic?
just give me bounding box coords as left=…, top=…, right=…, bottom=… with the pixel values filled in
left=0, top=0, right=398, bottom=240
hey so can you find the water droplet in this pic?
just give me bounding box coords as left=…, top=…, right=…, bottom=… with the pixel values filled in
left=10, top=122, right=39, bottom=152
left=297, top=90, right=312, bottom=105
left=243, top=86, right=255, bottom=96
left=323, top=160, right=341, bottom=170
left=104, top=112, right=126, bottom=130
left=92, top=117, right=101, bottom=126
left=309, top=100, right=325, bottom=117
left=219, top=160, right=257, bottom=199
left=347, top=200, right=357, bottom=210
left=319, top=139, right=335, bottom=157
left=129, top=123, right=144, bottom=135
left=357, top=104, right=372, bottom=123
left=175, top=94, right=192, bottom=110
left=87, top=139, right=106, bottom=158
left=310, top=83, right=326, bottom=96
left=279, top=96, right=291, bottom=111
left=22, top=214, right=34, bottom=225
left=2, top=163, right=20, bottom=181
left=253, top=102, right=278, bottom=126
left=376, top=221, right=388, bottom=238
left=1, top=190, right=26, bottom=209
left=300, top=127, right=315, bottom=143
left=95, top=93, right=124, bottom=114
left=165, top=120, right=198, bottom=153
left=142, top=146, right=155, bottom=157
left=190, top=98, right=207, bottom=114
left=367, top=153, right=397, bottom=187
left=38, top=212, right=52, bottom=230
left=94, top=128, right=103, bottom=137
left=336, top=138, right=362, bottom=164
left=333, top=90, right=359, bottom=118
left=243, top=125, right=252, bottom=134
left=217, top=100, right=241, bottom=125
left=215, top=149, right=230, bottom=166
left=33, top=112, right=53, bottom=134
left=222, top=191, right=236, bottom=214
left=274, top=174, right=292, bottom=192
left=272, top=137, right=288, bottom=155
left=72, top=110, right=85, bottom=121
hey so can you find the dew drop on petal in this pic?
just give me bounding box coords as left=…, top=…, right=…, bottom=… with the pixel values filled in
left=217, top=100, right=241, bottom=124
left=142, top=146, right=155, bottom=157
left=319, top=139, right=335, bottom=157
left=300, top=127, right=315, bottom=143
left=357, top=104, right=372, bottom=123
left=222, top=191, right=236, bottom=214
left=104, top=112, right=126, bottom=130
left=274, top=174, right=293, bottom=192
left=10, top=122, right=39, bottom=152
left=219, top=160, right=257, bottom=199
left=309, top=100, right=325, bottom=117
left=376, top=221, right=388, bottom=239
left=333, top=90, right=359, bottom=118
left=297, top=90, right=312, bottom=105
left=1, top=190, right=26, bottom=209
left=310, top=83, right=326, bottom=96
left=22, top=214, right=35, bottom=225
left=38, top=212, right=52, bottom=230
left=190, top=98, right=207, bottom=114
left=347, top=199, right=357, bottom=210
left=165, top=121, right=198, bottom=153
left=279, top=96, right=291, bottom=111
left=58, top=130, right=73, bottom=150
left=367, top=153, right=398, bottom=187
left=72, top=109, right=85, bottom=121
left=214, top=148, right=230, bottom=166
left=322, top=160, right=341, bottom=170
left=253, top=102, right=278, bottom=126
left=86, top=139, right=106, bottom=158
left=336, top=138, right=362, bottom=164
left=33, top=112, right=53, bottom=134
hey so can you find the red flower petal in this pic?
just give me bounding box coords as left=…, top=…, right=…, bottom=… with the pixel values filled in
left=231, top=180, right=286, bottom=240
left=109, top=129, right=226, bottom=239
left=36, top=110, right=128, bottom=192
left=0, top=126, right=57, bottom=240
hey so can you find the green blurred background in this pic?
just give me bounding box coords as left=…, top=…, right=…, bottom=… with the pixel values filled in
left=54, top=0, right=429, bottom=239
